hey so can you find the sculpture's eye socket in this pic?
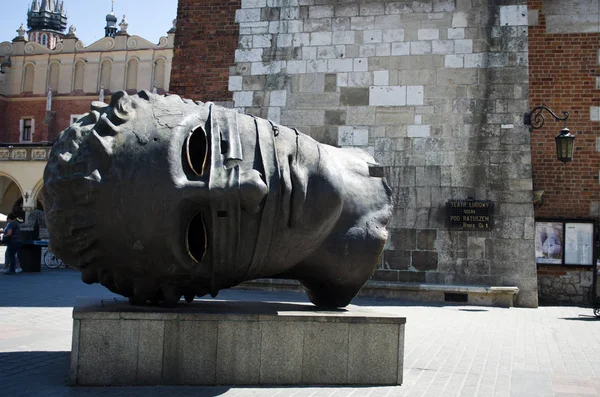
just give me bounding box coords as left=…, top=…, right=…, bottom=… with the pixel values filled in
left=185, top=126, right=208, bottom=176
left=186, top=212, right=207, bottom=263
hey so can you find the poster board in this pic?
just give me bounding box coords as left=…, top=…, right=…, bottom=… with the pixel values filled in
left=535, top=220, right=596, bottom=266
left=564, top=222, right=594, bottom=266
left=535, top=221, right=563, bottom=264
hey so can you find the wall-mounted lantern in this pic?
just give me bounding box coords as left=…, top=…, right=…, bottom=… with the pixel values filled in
left=524, top=105, right=574, bottom=163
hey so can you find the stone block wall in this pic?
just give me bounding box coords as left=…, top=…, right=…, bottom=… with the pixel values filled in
left=528, top=0, right=600, bottom=305
left=172, top=0, right=538, bottom=307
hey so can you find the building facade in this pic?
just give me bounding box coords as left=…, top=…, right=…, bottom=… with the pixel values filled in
left=528, top=0, right=600, bottom=304
left=0, top=1, right=175, bottom=220
left=171, top=0, right=540, bottom=307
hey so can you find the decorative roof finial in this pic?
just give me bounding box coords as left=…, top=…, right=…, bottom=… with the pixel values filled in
left=17, top=23, right=27, bottom=39
left=119, top=15, right=128, bottom=34
left=112, top=0, right=114, bottom=12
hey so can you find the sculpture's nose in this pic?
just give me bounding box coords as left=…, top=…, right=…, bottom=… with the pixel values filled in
left=240, top=170, right=267, bottom=214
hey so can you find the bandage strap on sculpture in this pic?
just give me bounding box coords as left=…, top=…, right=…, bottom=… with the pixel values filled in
left=207, top=104, right=242, bottom=296
left=245, top=115, right=282, bottom=282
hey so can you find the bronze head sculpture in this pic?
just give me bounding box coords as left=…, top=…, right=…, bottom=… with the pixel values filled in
left=43, top=91, right=392, bottom=308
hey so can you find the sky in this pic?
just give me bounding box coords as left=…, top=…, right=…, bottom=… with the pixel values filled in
left=0, top=0, right=178, bottom=46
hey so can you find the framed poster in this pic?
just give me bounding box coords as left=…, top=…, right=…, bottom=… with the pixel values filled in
left=564, top=222, right=594, bottom=266
left=535, top=221, right=564, bottom=264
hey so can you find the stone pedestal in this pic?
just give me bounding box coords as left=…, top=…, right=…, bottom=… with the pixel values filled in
left=70, top=297, right=405, bottom=386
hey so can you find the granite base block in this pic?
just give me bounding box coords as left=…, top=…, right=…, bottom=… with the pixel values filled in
left=70, top=297, right=406, bottom=386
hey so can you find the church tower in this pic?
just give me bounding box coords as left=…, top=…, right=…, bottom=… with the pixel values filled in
left=104, top=0, right=118, bottom=37
left=26, top=0, right=68, bottom=49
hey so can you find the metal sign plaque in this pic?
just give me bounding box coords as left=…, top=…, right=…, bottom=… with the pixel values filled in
left=446, top=199, right=494, bottom=231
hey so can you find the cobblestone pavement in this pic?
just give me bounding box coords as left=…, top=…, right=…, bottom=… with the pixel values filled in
left=1, top=265, right=599, bottom=397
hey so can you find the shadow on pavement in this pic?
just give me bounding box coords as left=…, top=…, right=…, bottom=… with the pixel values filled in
left=0, top=351, right=384, bottom=397
left=560, top=316, right=600, bottom=321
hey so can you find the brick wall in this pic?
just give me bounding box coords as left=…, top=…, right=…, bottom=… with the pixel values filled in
left=0, top=98, right=94, bottom=143
left=170, top=0, right=241, bottom=101
left=528, top=0, right=600, bottom=305
left=528, top=0, right=600, bottom=219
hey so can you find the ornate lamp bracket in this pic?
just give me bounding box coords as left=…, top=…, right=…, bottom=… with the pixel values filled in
left=524, top=105, right=569, bottom=132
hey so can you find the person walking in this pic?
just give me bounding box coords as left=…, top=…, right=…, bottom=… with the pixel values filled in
left=2, top=213, right=22, bottom=275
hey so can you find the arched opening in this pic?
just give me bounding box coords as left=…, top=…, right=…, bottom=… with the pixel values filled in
left=126, top=58, right=138, bottom=91
left=48, top=62, right=59, bottom=92
left=0, top=175, right=23, bottom=222
left=100, top=59, right=112, bottom=92
left=23, top=64, right=34, bottom=93
left=41, top=34, right=47, bottom=46
left=153, top=58, right=166, bottom=90
left=73, top=61, right=85, bottom=91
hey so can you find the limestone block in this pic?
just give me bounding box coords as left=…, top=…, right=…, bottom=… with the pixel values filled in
left=236, top=9, right=262, bottom=23
left=454, top=39, right=473, bottom=54
left=374, top=71, right=389, bottom=86
left=242, top=0, right=266, bottom=7
left=499, top=5, right=528, bottom=26
left=383, top=29, right=405, bottom=42
left=339, top=126, right=369, bottom=146
left=311, top=32, right=332, bottom=46
left=234, top=91, right=254, bottom=107
left=406, top=86, right=424, bottom=105
left=376, top=44, right=392, bottom=56
left=445, top=54, right=464, bottom=68
left=351, top=16, right=375, bottom=31
left=360, top=3, right=385, bottom=16
left=228, top=76, right=243, bottom=91
left=448, top=27, right=465, bottom=39
left=327, top=58, right=353, bottom=73
left=418, top=29, right=440, bottom=40
left=374, top=15, right=403, bottom=30
left=392, top=42, right=410, bottom=55
left=452, top=12, right=468, bottom=27
left=353, top=58, right=369, bottom=72
left=235, top=49, right=264, bottom=63
left=410, top=41, right=432, bottom=55
left=408, top=125, right=431, bottom=138
left=336, top=5, right=359, bottom=17
left=333, top=31, right=355, bottom=44
left=434, top=0, right=455, bottom=12
left=364, top=30, right=383, bottom=44
left=370, top=86, right=406, bottom=106
left=432, top=40, right=454, bottom=54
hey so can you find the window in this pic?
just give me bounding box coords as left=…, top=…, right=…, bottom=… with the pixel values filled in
left=20, top=118, right=34, bottom=143
left=41, top=34, right=47, bottom=46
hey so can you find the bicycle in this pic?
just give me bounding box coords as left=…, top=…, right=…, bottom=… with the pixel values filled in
left=43, top=248, right=64, bottom=269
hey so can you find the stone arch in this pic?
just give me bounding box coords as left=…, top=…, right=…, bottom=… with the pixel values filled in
left=31, top=178, right=45, bottom=210
left=0, top=172, right=24, bottom=219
